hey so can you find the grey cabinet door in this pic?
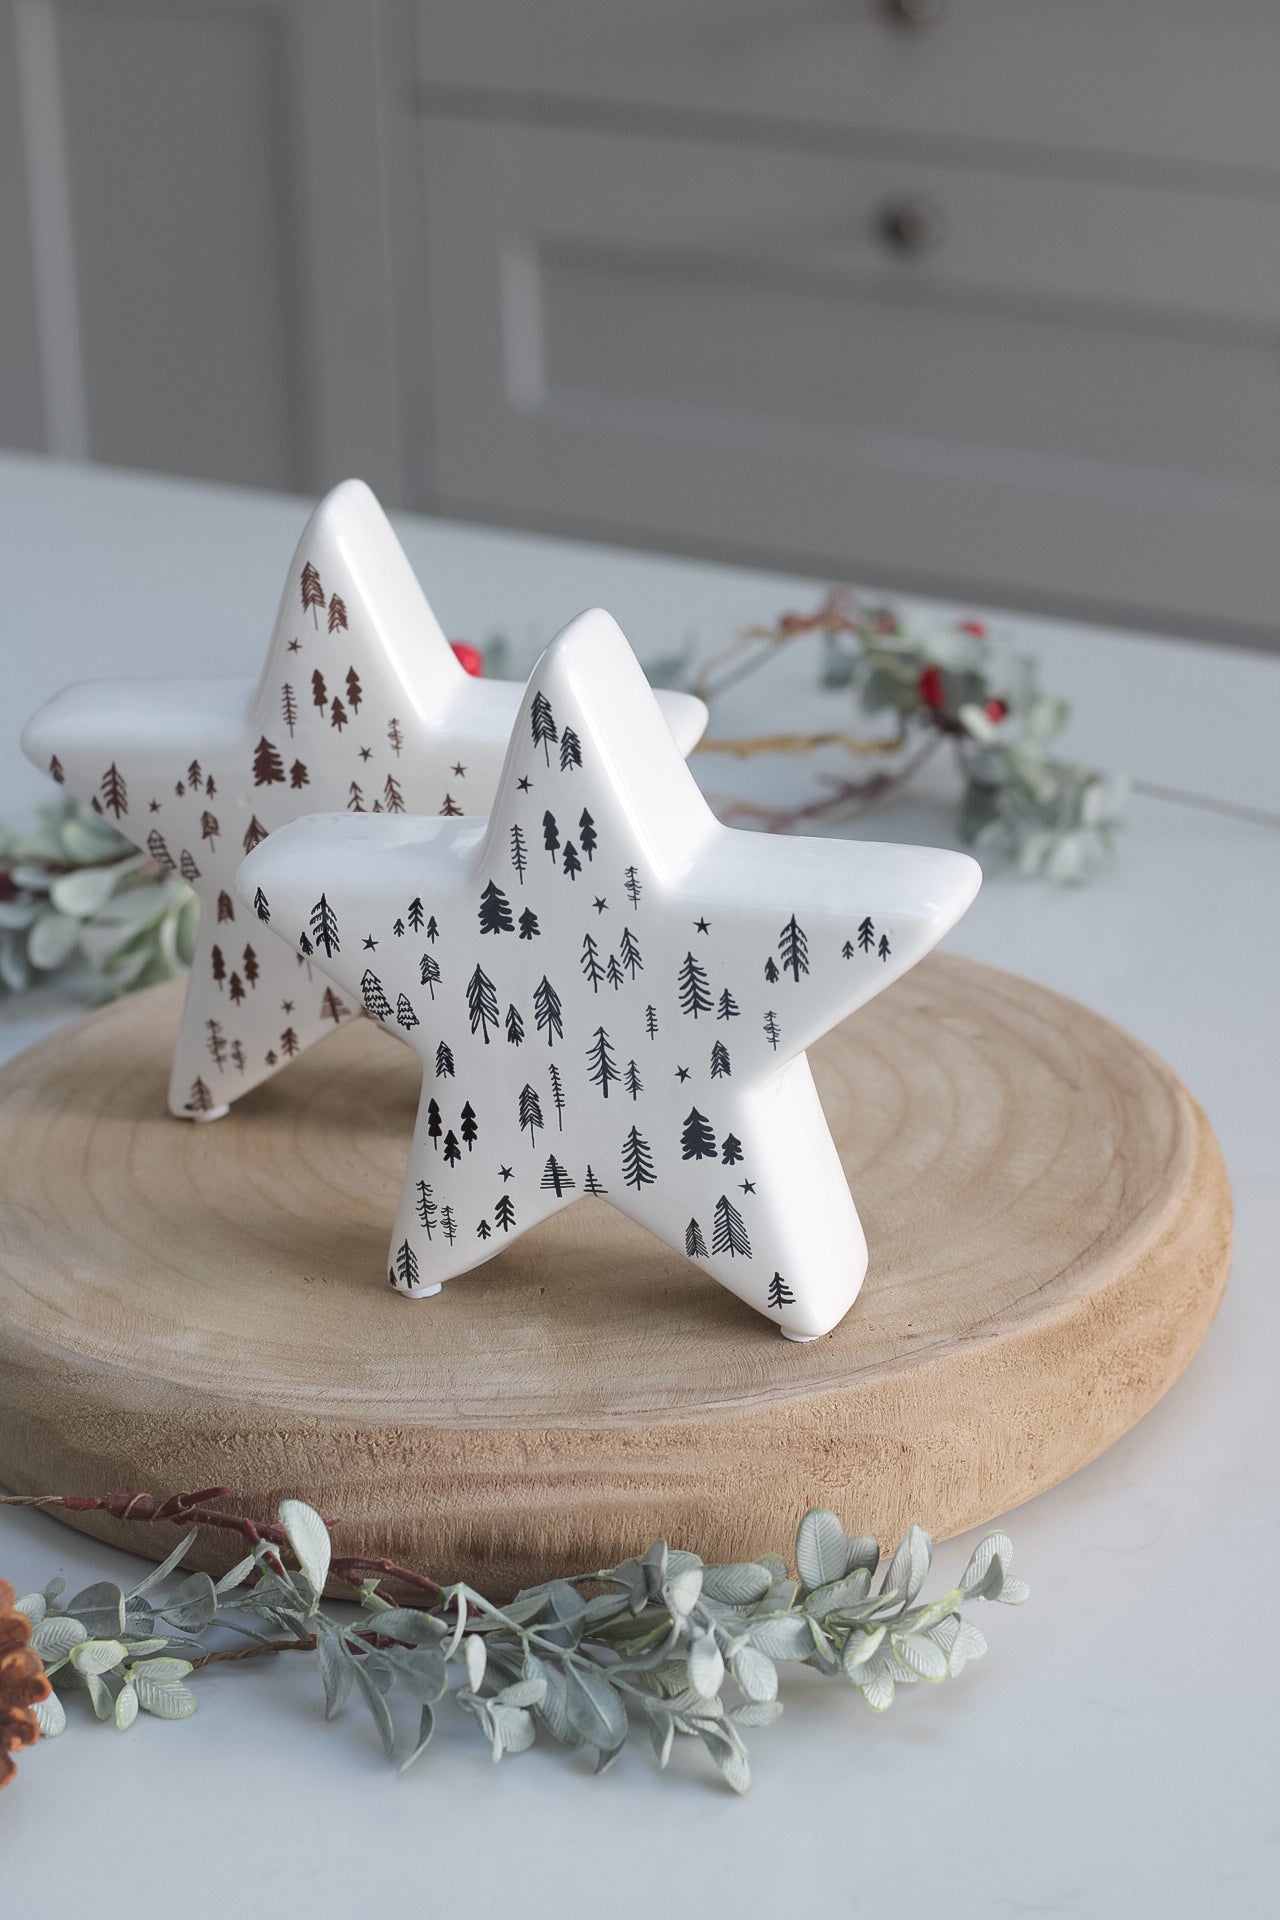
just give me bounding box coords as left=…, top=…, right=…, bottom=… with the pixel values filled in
left=2, top=0, right=425, bottom=501
left=420, top=116, right=1280, bottom=642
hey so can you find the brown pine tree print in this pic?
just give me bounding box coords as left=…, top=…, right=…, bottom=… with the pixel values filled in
left=327, top=593, right=348, bottom=634
left=300, top=560, right=324, bottom=626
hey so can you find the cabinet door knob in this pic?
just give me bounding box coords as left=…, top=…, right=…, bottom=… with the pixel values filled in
left=876, top=196, right=947, bottom=256
left=883, top=0, right=947, bottom=27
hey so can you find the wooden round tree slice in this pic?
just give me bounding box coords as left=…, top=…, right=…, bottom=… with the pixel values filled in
left=0, top=955, right=1230, bottom=1594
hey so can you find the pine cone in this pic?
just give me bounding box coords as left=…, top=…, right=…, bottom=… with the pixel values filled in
left=0, top=1578, right=51, bottom=1789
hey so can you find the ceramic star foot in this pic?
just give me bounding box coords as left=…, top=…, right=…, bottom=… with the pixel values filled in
left=22, top=483, right=705, bottom=1120
left=236, top=608, right=979, bottom=1339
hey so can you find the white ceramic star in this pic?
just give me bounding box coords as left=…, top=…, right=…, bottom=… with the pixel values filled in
left=21, top=483, right=706, bottom=1119
left=236, top=609, right=979, bottom=1339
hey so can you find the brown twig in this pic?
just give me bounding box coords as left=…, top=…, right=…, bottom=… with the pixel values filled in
left=696, top=728, right=905, bottom=761
left=0, top=1488, right=444, bottom=1601
left=715, top=735, right=945, bottom=834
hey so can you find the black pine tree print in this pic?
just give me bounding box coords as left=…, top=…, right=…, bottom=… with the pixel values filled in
left=391, top=1240, right=419, bottom=1289
left=505, top=1003, right=524, bottom=1046
left=767, top=1273, right=795, bottom=1310
left=289, top=760, right=309, bottom=789
left=530, top=690, right=558, bottom=763
left=100, top=763, right=128, bottom=818
left=206, top=1019, right=228, bottom=1069
left=510, top=823, right=529, bottom=885
left=605, top=954, right=623, bottom=991
left=878, top=932, right=892, bottom=961
left=393, top=918, right=405, bottom=938
left=147, top=829, right=175, bottom=870
left=328, top=593, right=348, bottom=634
left=583, top=1166, right=608, bottom=1196
left=858, top=915, right=875, bottom=953
left=644, top=1004, right=659, bottom=1039
left=841, top=939, right=856, bottom=960
left=716, top=989, right=739, bottom=1020
left=345, top=667, right=363, bottom=712
left=281, top=683, right=298, bottom=735
left=252, top=737, right=285, bottom=786
left=541, top=1155, right=575, bottom=1197
left=228, top=972, right=245, bottom=1006
left=712, top=1194, right=752, bottom=1259
left=763, top=1010, right=781, bottom=1050
left=710, top=1040, right=731, bottom=1079
left=548, top=1062, right=565, bottom=1130
left=460, top=1102, right=478, bottom=1150
left=217, top=891, right=235, bottom=922
left=518, top=1083, right=544, bottom=1143
left=425, top=915, right=439, bottom=942
left=211, top=945, right=226, bottom=987
left=230, top=1041, right=246, bottom=1072
left=298, top=933, right=313, bottom=956
left=200, top=810, right=219, bottom=846
left=467, top=964, right=499, bottom=1043
left=680, top=1107, right=717, bottom=1160
left=187, top=760, right=203, bottom=790
left=348, top=782, right=364, bottom=812
left=361, top=970, right=392, bottom=1020
left=388, top=718, right=404, bottom=757
left=279, top=1027, right=300, bottom=1058
left=518, top=907, right=540, bottom=941
left=253, top=888, right=270, bottom=924
left=383, top=775, right=405, bottom=814
left=677, top=951, right=713, bottom=1018
left=441, top=1207, right=457, bottom=1244
left=330, top=697, right=348, bottom=732
left=320, top=988, right=344, bottom=1024
left=721, top=1134, right=744, bottom=1166
left=763, top=956, right=779, bottom=984
left=621, top=1126, right=656, bottom=1189
left=624, top=1059, right=643, bottom=1101
left=49, top=755, right=64, bottom=784
left=415, top=1181, right=437, bottom=1236
left=179, top=849, right=200, bottom=883
left=619, top=927, right=643, bottom=977
left=310, top=893, right=339, bottom=956
left=685, top=1218, right=709, bottom=1260
left=311, top=670, right=327, bottom=710
left=778, top=914, right=809, bottom=982
left=533, top=975, right=563, bottom=1045
left=495, top=1194, right=516, bottom=1233
left=624, top=866, right=643, bottom=908
left=578, top=809, right=597, bottom=858
left=542, top=812, right=560, bottom=863
left=476, top=1217, right=491, bottom=1241
left=427, top=1098, right=443, bottom=1146
left=562, top=841, right=582, bottom=882
left=396, top=993, right=418, bottom=1031
left=242, top=944, right=259, bottom=987
left=186, top=1077, right=216, bottom=1114
left=301, top=561, right=324, bottom=625
left=580, top=933, right=605, bottom=993
left=443, top=1129, right=462, bottom=1167
left=407, top=896, right=425, bottom=931
left=559, top=728, right=583, bottom=772
left=586, top=1026, right=620, bottom=1098
left=478, top=881, right=515, bottom=934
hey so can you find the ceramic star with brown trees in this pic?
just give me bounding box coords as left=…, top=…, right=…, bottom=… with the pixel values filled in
left=21, top=485, right=704, bottom=1120
left=238, top=611, right=979, bottom=1339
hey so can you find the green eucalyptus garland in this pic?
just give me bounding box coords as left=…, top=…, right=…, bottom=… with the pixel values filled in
left=9, top=1496, right=1026, bottom=1792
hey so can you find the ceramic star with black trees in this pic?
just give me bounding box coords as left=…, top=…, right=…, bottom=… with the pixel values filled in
left=237, top=610, right=979, bottom=1339
left=22, top=484, right=705, bottom=1121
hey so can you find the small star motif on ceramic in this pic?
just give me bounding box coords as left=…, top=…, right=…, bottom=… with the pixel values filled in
left=22, top=484, right=705, bottom=1121
left=237, top=610, right=979, bottom=1338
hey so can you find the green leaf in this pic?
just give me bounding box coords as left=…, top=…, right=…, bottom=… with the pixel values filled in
left=564, top=1664, right=628, bottom=1750
left=747, top=1614, right=813, bottom=1661
left=279, top=1499, right=331, bottom=1600
left=128, top=1657, right=194, bottom=1681
left=127, top=1530, right=199, bottom=1599
left=13, top=1593, right=46, bottom=1626
left=699, top=1562, right=773, bottom=1606
left=700, top=1727, right=751, bottom=1795
left=795, top=1509, right=847, bottom=1591
left=85, top=1671, right=115, bottom=1720
left=729, top=1700, right=783, bottom=1728
left=134, top=1678, right=198, bottom=1720
left=892, top=1632, right=949, bottom=1681
left=72, top=1638, right=127, bottom=1676
left=961, top=1532, right=1013, bottom=1596
left=880, top=1525, right=932, bottom=1609
left=158, top=1571, right=217, bottom=1633
left=32, top=1616, right=86, bottom=1659
left=353, top=1661, right=395, bottom=1757
left=730, top=1643, right=778, bottom=1703
left=115, top=1683, right=140, bottom=1730
left=664, top=1567, right=703, bottom=1616
left=317, top=1631, right=355, bottom=1719
left=33, top=1692, right=66, bottom=1738
left=463, top=1633, right=487, bottom=1691
left=689, top=1630, right=724, bottom=1700
left=399, top=1704, right=436, bottom=1773
left=27, top=908, right=81, bottom=970
left=841, top=1626, right=886, bottom=1674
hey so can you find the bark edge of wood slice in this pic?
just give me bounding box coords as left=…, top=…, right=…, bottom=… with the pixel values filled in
left=0, top=954, right=1230, bottom=1594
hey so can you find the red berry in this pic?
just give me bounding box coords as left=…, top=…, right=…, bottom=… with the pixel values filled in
left=959, top=619, right=987, bottom=638
left=918, top=665, right=945, bottom=710
left=450, top=641, right=483, bottom=677
left=984, top=698, right=1007, bottom=722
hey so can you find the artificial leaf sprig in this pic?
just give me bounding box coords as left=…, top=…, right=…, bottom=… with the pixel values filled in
left=1, top=1488, right=1026, bottom=1793
left=692, top=594, right=1128, bottom=883
left=0, top=797, right=196, bottom=995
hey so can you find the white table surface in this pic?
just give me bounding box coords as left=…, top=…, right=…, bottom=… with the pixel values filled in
left=1, top=452, right=1277, bottom=1915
